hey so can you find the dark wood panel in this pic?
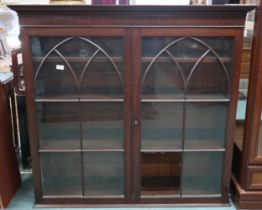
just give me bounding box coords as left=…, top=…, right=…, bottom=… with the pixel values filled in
left=241, top=1, right=262, bottom=165
left=0, top=80, right=21, bottom=208
left=221, top=29, right=244, bottom=203
left=10, top=5, right=254, bottom=28
left=232, top=175, right=262, bottom=209
left=246, top=166, right=262, bottom=190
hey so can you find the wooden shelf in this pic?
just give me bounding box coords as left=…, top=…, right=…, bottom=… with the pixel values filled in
left=32, top=56, right=123, bottom=63
left=39, top=149, right=124, bottom=153
left=141, top=138, right=225, bottom=152
left=32, top=56, right=231, bottom=64
left=35, top=95, right=124, bottom=102
left=141, top=93, right=230, bottom=102
left=141, top=188, right=180, bottom=196
left=142, top=56, right=231, bottom=63
left=39, top=138, right=225, bottom=152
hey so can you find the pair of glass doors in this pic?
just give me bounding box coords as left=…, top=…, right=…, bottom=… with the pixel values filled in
left=29, top=28, right=233, bottom=202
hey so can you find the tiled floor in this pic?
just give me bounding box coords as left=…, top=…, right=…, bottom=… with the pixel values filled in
left=7, top=173, right=237, bottom=210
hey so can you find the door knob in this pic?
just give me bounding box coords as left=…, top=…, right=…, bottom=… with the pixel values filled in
left=133, top=120, right=139, bottom=126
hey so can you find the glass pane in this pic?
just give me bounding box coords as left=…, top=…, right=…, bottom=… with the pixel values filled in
left=33, top=51, right=78, bottom=97
left=141, top=103, right=182, bottom=150
left=31, top=37, right=123, bottom=59
left=37, top=102, right=80, bottom=149
left=80, top=52, right=123, bottom=97
left=186, top=51, right=230, bottom=99
left=84, top=152, right=124, bottom=196
left=31, top=36, right=124, bottom=98
left=82, top=102, right=123, bottom=150
left=142, top=38, right=185, bottom=99
left=142, top=37, right=233, bottom=99
left=142, top=61, right=184, bottom=99
left=41, top=152, right=82, bottom=196
left=182, top=152, right=223, bottom=196
left=141, top=152, right=181, bottom=196
left=185, top=102, right=228, bottom=149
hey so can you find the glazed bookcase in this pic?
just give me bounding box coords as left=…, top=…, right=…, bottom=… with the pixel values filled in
left=232, top=1, right=262, bottom=209
left=10, top=4, right=254, bottom=207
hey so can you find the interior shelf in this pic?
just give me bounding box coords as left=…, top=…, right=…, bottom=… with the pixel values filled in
left=183, top=148, right=225, bottom=152
left=39, top=137, right=124, bottom=151
left=141, top=94, right=230, bottom=102
left=141, top=190, right=180, bottom=196
left=39, top=128, right=123, bottom=150
left=142, top=57, right=231, bottom=63
left=32, top=56, right=231, bottom=64
left=32, top=56, right=123, bottom=63
left=39, top=148, right=124, bottom=153
left=35, top=95, right=124, bottom=102
left=141, top=138, right=225, bottom=152
left=39, top=141, right=225, bottom=153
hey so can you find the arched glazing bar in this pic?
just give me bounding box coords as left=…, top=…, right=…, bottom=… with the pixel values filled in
left=79, top=49, right=100, bottom=85
left=34, top=36, right=124, bottom=95
left=185, top=49, right=211, bottom=90
left=78, top=36, right=124, bottom=92
left=142, top=37, right=231, bottom=96
left=165, top=49, right=187, bottom=86
left=34, top=37, right=78, bottom=88
left=142, top=37, right=188, bottom=88
left=186, top=37, right=231, bottom=95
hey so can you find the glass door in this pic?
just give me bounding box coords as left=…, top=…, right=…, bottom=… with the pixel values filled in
left=133, top=29, right=234, bottom=201
left=30, top=29, right=131, bottom=201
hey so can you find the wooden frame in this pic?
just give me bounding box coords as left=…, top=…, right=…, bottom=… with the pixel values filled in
left=239, top=0, right=262, bottom=180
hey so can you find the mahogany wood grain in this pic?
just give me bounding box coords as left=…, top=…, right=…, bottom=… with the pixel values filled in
left=0, top=80, right=21, bottom=208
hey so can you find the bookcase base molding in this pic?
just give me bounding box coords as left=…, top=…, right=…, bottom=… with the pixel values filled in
left=232, top=175, right=262, bottom=210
